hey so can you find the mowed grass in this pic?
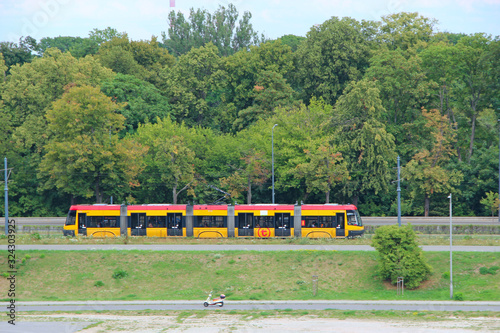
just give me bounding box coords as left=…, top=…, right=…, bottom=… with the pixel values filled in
left=1, top=250, right=499, bottom=302
left=1, top=233, right=500, bottom=246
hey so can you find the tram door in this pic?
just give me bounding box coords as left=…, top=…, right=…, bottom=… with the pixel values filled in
left=238, top=213, right=254, bottom=236
left=275, top=213, right=291, bottom=237
left=131, top=213, right=147, bottom=236
left=167, top=213, right=183, bottom=236
left=78, top=213, right=87, bottom=236
left=336, top=213, right=345, bottom=237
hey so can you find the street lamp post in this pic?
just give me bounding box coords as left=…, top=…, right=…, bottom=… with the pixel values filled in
left=397, top=156, right=401, bottom=227
left=448, top=193, right=453, bottom=299
left=272, top=124, right=278, bottom=204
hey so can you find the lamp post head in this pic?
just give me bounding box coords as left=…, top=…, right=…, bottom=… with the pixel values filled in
left=273, top=124, right=278, bottom=130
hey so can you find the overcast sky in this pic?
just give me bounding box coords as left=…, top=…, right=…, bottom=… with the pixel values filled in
left=1, top=0, right=499, bottom=43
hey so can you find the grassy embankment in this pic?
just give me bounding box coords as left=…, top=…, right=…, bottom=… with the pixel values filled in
left=1, top=250, right=499, bottom=302
left=1, top=233, right=500, bottom=246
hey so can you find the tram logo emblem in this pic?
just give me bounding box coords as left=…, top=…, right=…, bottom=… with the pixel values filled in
left=257, top=228, right=271, bottom=238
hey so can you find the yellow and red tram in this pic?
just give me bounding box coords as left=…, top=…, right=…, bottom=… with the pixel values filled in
left=235, top=204, right=295, bottom=238
left=63, top=203, right=364, bottom=238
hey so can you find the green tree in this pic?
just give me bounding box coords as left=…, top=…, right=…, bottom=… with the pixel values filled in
left=335, top=79, right=396, bottom=206
left=278, top=34, right=306, bottom=52
left=402, top=109, right=463, bottom=216
left=0, top=36, right=38, bottom=71
left=233, top=70, right=297, bottom=131
left=162, top=3, right=264, bottom=57
left=364, top=48, right=431, bottom=126
left=452, top=33, right=495, bottom=161
left=100, top=73, right=172, bottom=133
left=292, top=144, right=348, bottom=203
left=163, top=43, right=225, bottom=129
left=378, top=12, right=437, bottom=50
left=97, top=35, right=174, bottom=85
left=135, top=117, right=198, bottom=204
left=0, top=53, right=6, bottom=82
left=480, top=191, right=499, bottom=217
left=38, top=36, right=99, bottom=58
left=224, top=39, right=294, bottom=131
left=259, top=98, right=343, bottom=203
left=293, top=16, right=376, bottom=105
left=372, top=224, right=432, bottom=289
left=2, top=48, right=114, bottom=127
left=39, top=85, right=146, bottom=203
left=220, top=150, right=269, bottom=204
left=88, top=27, right=126, bottom=45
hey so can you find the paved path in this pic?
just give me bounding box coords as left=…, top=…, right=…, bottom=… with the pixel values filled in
left=4, top=244, right=500, bottom=251
left=7, top=300, right=500, bottom=312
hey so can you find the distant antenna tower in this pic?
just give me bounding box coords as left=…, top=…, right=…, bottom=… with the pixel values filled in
left=169, top=0, right=175, bottom=29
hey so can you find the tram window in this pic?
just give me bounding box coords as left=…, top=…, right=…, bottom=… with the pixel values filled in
left=255, top=216, right=273, bottom=228
left=318, top=216, right=333, bottom=228
left=66, top=210, right=76, bottom=225
left=336, top=214, right=345, bottom=228
left=148, top=216, right=166, bottom=228
left=195, top=216, right=227, bottom=228
left=88, top=216, right=118, bottom=228
left=304, top=216, right=333, bottom=228
left=304, top=217, right=317, bottom=228
left=347, top=210, right=362, bottom=226
left=238, top=213, right=253, bottom=229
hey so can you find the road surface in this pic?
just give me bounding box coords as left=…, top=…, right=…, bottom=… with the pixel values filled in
left=9, top=300, right=500, bottom=312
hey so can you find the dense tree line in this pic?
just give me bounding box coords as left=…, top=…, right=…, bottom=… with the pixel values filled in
left=0, top=5, right=499, bottom=217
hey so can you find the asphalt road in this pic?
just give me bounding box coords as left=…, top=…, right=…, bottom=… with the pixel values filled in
left=9, top=300, right=500, bottom=312
left=5, top=244, right=500, bottom=252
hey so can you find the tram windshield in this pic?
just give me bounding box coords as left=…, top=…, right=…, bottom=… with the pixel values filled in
left=346, top=210, right=362, bottom=226
left=65, top=210, right=76, bottom=226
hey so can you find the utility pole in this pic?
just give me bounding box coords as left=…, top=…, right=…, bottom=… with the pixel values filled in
left=4, top=157, right=9, bottom=236
left=397, top=156, right=401, bottom=227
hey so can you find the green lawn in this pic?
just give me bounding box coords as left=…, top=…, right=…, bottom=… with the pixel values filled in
left=1, top=233, right=500, bottom=246
left=1, top=250, right=499, bottom=302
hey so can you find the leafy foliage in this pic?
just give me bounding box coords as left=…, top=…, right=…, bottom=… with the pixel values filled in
left=162, top=3, right=264, bottom=57
left=372, top=225, right=432, bottom=289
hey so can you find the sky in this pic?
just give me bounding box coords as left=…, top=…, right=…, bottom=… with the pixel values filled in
left=0, top=0, right=499, bottom=43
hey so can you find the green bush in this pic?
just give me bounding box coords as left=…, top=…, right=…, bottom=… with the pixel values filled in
left=112, top=269, right=128, bottom=279
left=94, top=280, right=105, bottom=287
left=453, top=292, right=464, bottom=301
left=371, top=224, right=432, bottom=289
left=479, top=267, right=489, bottom=275
left=31, top=233, right=41, bottom=240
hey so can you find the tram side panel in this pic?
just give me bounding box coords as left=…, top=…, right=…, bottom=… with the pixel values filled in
left=234, top=205, right=295, bottom=238
left=193, top=205, right=228, bottom=238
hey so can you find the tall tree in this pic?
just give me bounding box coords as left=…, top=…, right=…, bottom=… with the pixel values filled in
left=292, top=143, right=348, bottom=204
left=135, top=118, right=198, bottom=204
left=293, top=17, right=376, bottom=105
left=39, top=85, right=146, bottom=203
left=163, top=43, right=225, bottom=129
left=452, top=33, right=495, bottom=161
left=335, top=79, right=396, bottom=206
left=402, top=109, right=462, bottom=216
left=233, top=70, right=297, bottom=131
left=378, top=12, right=436, bottom=50
left=220, top=150, right=269, bottom=204
left=38, top=36, right=99, bottom=58
left=100, top=73, right=172, bottom=133
left=162, top=3, right=264, bottom=57
left=97, top=35, right=174, bottom=85
left=0, top=36, right=38, bottom=71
